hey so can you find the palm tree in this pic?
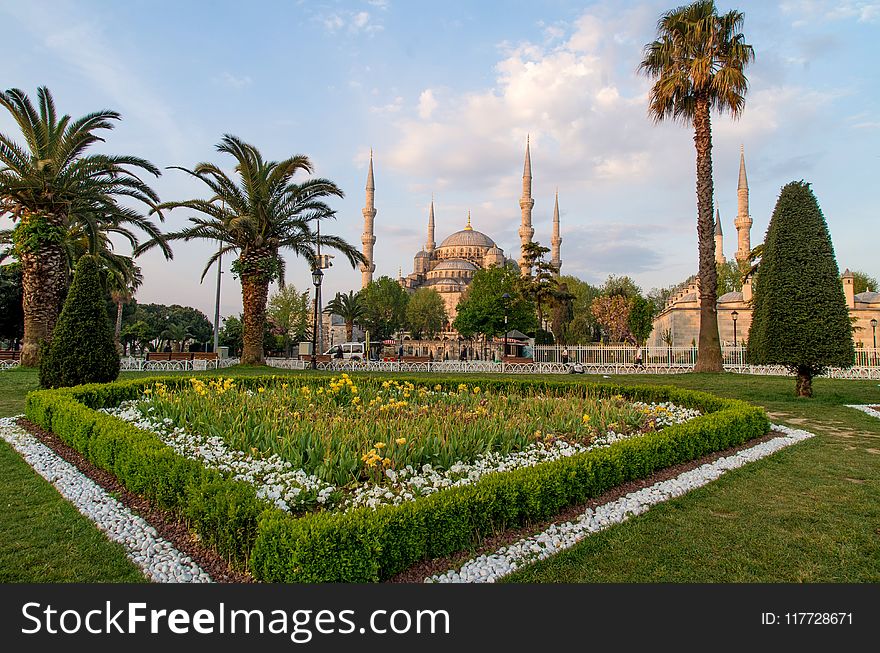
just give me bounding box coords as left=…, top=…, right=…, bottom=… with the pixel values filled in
left=0, top=86, right=170, bottom=366
left=161, top=322, right=192, bottom=353
left=105, top=257, right=143, bottom=346
left=149, top=135, right=365, bottom=365
left=638, top=1, right=754, bottom=372
left=325, top=291, right=364, bottom=342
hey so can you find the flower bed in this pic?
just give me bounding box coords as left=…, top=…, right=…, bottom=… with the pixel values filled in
left=103, top=376, right=700, bottom=513
left=25, top=374, right=769, bottom=582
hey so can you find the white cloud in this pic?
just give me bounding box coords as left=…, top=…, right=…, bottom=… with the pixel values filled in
left=217, top=72, right=253, bottom=89
left=319, top=9, right=384, bottom=35
left=371, top=96, right=404, bottom=114
left=417, top=89, right=438, bottom=119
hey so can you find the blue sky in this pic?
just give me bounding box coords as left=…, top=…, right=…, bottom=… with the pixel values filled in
left=1, top=0, right=877, bottom=320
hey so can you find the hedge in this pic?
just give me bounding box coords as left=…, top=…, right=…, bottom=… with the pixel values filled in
left=25, top=374, right=769, bottom=582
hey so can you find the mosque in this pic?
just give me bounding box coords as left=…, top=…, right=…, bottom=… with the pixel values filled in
left=358, top=139, right=562, bottom=323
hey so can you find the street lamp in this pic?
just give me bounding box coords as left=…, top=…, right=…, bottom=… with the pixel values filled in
left=871, top=317, right=877, bottom=349
left=731, top=311, right=739, bottom=349
left=311, top=267, right=323, bottom=370
left=502, top=293, right=510, bottom=360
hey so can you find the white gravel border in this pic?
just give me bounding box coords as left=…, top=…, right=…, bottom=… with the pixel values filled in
left=845, top=404, right=880, bottom=420
left=426, top=423, right=815, bottom=583
left=0, top=416, right=212, bottom=583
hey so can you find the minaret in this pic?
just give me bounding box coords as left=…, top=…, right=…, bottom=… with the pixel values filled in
left=735, top=145, right=752, bottom=263
left=551, top=188, right=562, bottom=275
left=714, top=206, right=724, bottom=266
left=518, top=136, right=535, bottom=276
left=425, top=196, right=435, bottom=254
left=360, top=149, right=377, bottom=289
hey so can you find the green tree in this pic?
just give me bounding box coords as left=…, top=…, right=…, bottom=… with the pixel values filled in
left=518, top=241, right=558, bottom=328
left=357, top=276, right=409, bottom=341
left=849, top=270, right=877, bottom=295
left=0, top=86, right=169, bottom=366
left=716, top=258, right=743, bottom=296
left=406, top=288, right=448, bottom=340
left=628, top=296, right=656, bottom=346
left=324, top=290, right=365, bottom=342
left=148, top=135, right=364, bottom=365
left=219, top=315, right=243, bottom=357
left=639, top=1, right=755, bottom=372
left=454, top=265, right=536, bottom=341
left=590, top=295, right=634, bottom=343
left=0, top=263, right=23, bottom=348
left=549, top=281, right=576, bottom=345
left=39, top=256, right=119, bottom=388
left=104, top=258, right=142, bottom=347
left=560, top=275, right=602, bottom=344
left=601, top=274, right=641, bottom=299
left=268, top=284, right=310, bottom=355
left=746, top=182, right=854, bottom=397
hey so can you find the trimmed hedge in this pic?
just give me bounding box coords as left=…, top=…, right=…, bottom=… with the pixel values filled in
left=25, top=374, right=769, bottom=582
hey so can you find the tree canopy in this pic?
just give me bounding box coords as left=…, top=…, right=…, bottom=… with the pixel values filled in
left=406, top=288, right=448, bottom=340
left=357, top=276, right=409, bottom=341
left=454, top=264, right=536, bottom=340
left=746, top=181, right=854, bottom=397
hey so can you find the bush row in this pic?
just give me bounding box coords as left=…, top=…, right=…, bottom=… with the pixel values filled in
left=25, top=374, right=768, bottom=582
left=25, top=388, right=269, bottom=566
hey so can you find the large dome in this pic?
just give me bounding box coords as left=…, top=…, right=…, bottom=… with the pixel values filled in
left=433, top=259, right=478, bottom=272
left=439, top=229, right=495, bottom=249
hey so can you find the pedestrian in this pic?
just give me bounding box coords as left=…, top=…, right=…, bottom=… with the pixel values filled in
left=635, top=345, right=644, bottom=368
left=561, top=347, right=569, bottom=365
left=334, top=345, right=344, bottom=359
left=398, top=344, right=404, bottom=361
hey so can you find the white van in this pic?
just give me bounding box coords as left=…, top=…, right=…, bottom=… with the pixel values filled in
left=324, top=342, right=365, bottom=361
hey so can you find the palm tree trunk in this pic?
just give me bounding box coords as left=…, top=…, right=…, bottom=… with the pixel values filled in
left=18, top=217, right=67, bottom=367
left=115, top=299, right=124, bottom=340
left=241, top=275, right=270, bottom=365
left=795, top=366, right=813, bottom=397
left=346, top=321, right=353, bottom=342
left=692, top=95, right=723, bottom=373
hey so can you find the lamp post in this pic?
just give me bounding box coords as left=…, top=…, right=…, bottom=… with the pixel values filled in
left=502, top=293, right=510, bottom=361
left=311, top=267, right=323, bottom=370
left=731, top=310, right=738, bottom=345
left=871, top=318, right=877, bottom=349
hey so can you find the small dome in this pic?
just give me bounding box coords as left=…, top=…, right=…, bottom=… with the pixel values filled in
left=428, top=277, right=464, bottom=288
left=415, top=250, right=429, bottom=258
left=718, top=291, right=744, bottom=304
left=678, top=292, right=697, bottom=303
left=855, top=290, right=880, bottom=304
left=439, top=229, right=496, bottom=249
left=487, top=245, right=503, bottom=254
left=433, top=258, right=477, bottom=272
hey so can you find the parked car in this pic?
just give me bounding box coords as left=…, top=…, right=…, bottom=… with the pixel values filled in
left=323, top=342, right=365, bottom=360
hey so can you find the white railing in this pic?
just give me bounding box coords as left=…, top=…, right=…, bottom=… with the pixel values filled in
left=0, top=360, right=20, bottom=371
left=120, top=357, right=240, bottom=372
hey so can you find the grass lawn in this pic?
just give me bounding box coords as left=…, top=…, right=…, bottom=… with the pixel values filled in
left=0, top=366, right=878, bottom=582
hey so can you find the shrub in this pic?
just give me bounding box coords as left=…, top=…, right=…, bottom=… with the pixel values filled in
left=746, top=181, right=854, bottom=397
left=39, top=256, right=120, bottom=388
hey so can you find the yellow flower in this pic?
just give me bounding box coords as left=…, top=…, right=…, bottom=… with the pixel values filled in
left=375, top=441, right=386, bottom=449
left=382, top=457, right=392, bottom=467
left=258, top=387, right=265, bottom=393
left=396, top=437, right=407, bottom=445
left=473, top=387, right=481, bottom=394
left=281, top=383, right=289, bottom=390
left=535, top=430, right=542, bottom=438
left=434, top=384, right=442, bottom=391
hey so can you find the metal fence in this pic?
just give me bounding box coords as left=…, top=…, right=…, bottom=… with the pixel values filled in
left=259, top=346, right=880, bottom=379
left=119, top=357, right=241, bottom=372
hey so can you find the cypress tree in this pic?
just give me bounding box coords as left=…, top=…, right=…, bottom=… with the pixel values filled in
left=39, top=256, right=120, bottom=388
left=746, top=181, right=854, bottom=397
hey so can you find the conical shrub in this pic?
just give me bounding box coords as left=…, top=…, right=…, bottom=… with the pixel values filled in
left=746, top=181, right=854, bottom=396
left=39, top=256, right=120, bottom=388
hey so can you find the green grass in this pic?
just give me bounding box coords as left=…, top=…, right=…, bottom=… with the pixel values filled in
left=0, top=437, right=146, bottom=582
left=1, top=366, right=878, bottom=582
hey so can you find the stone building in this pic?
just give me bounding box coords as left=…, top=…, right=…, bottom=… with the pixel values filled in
left=359, top=139, right=562, bottom=324
left=652, top=148, right=879, bottom=347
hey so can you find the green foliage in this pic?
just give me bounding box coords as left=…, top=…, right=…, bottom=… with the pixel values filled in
left=324, top=290, right=365, bottom=341
left=219, top=315, right=243, bottom=356
left=357, top=276, right=409, bottom=341
left=249, top=382, right=767, bottom=582
left=11, top=218, right=66, bottom=254
left=24, top=374, right=768, bottom=582
left=747, top=181, right=855, bottom=379
left=601, top=274, right=641, bottom=299
left=405, top=288, right=448, bottom=339
left=39, top=256, right=120, bottom=388
left=268, top=284, right=310, bottom=354
left=848, top=270, right=877, bottom=295
left=559, top=275, right=601, bottom=343
left=0, top=264, right=23, bottom=346
left=590, top=295, right=633, bottom=343
left=716, top=258, right=744, bottom=295
left=25, top=381, right=266, bottom=565
left=454, top=265, right=536, bottom=339
left=628, top=296, right=656, bottom=346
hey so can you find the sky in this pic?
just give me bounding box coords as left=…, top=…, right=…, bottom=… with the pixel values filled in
left=1, top=0, right=877, bottom=322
